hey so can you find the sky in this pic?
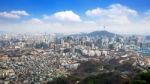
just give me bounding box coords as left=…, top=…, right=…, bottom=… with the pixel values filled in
left=0, top=0, right=150, bottom=35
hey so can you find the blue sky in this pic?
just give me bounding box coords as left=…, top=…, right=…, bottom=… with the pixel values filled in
left=0, top=0, right=150, bottom=34
left=1, top=0, right=150, bottom=16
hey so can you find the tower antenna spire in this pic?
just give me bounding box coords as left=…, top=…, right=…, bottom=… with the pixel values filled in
left=104, top=26, right=106, bottom=31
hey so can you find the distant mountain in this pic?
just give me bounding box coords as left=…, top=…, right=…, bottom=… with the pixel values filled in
left=68, top=30, right=120, bottom=38
left=88, top=30, right=115, bottom=37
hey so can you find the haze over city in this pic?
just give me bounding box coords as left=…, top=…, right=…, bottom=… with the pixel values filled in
left=1, top=0, right=150, bottom=84
left=0, top=0, right=150, bottom=35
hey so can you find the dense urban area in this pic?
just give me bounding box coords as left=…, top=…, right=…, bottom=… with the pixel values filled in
left=0, top=31, right=150, bottom=84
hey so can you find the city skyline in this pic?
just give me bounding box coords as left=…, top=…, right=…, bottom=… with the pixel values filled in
left=0, top=0, right=150, bottom=35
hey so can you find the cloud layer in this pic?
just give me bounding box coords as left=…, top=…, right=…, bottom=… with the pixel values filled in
left=0, top=10, right=29, bottom=19
left=86, top=4, right=138, bottom=24
left=53, top=11, right=81, bottom=22
left=0, top=4, right=150, bottom=35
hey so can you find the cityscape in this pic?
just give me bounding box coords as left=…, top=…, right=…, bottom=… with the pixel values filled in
left=0, top=30, right=150, bottom=84
left=0, top=0, right=150, bottom=84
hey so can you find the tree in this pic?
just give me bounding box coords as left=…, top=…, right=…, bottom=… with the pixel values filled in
left=77, top=61, right=99, bottom=73
left=132, top=72, right=150, bottom=84
left=79, top=72, right=131, bottom=84
left=109, top=44, right=114, bottom=50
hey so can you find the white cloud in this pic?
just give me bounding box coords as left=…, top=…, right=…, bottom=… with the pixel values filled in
left=86, top=8, right=103, bottom=17
left=143, top=10, right=150, bottom=22
left=86, top=4, right=137, bottom=17
left=145, top=10, right=150, bottom=16
left=43, top=15, right=51, bottom=20
left=53, top=10, right=81, bottom=22
left=86, top=4, right=138, bottom=24
left=26, top=18, right=43, bottom=24
left=0, top=12, right=20, bottom=19
left=0, top=10, right=29, bottom=19
left=11, top=10, right=29, bottom=16
left=109, top=4, right=137, bottom=16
